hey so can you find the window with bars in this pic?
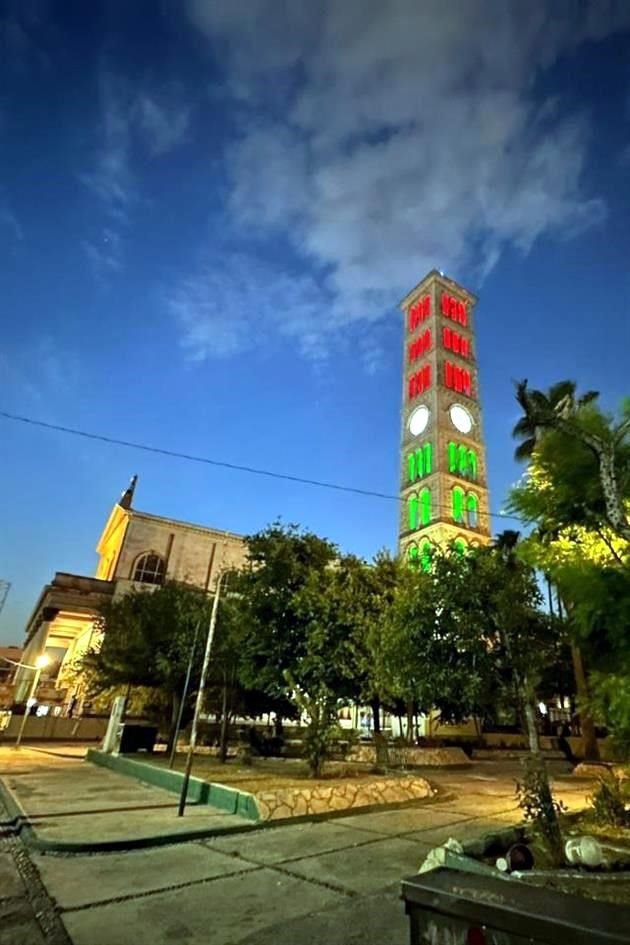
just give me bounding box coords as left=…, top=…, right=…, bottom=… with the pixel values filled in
left=452, top=489, right=480, bottom=528
left=407, top=442, right=432, bottom=482
left=132, top=552, right=166, bottom=585
left=408, top=540, right=432, bottom=572
left=444, top=361, right=472, bottom=397
left=408, top=328, right=432, bottom=363
left=408, top=363, right=432, bottom=399
left=408, top=488, right=432, bottom=530
left=447, top=442, right=478, bottom=480
left=442, top=326, right=470, bottom=358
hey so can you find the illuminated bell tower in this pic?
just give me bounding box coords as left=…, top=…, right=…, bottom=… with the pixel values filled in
left=399, top=270, right=491, bottom=566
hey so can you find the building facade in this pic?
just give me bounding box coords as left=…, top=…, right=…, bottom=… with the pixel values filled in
left=399, top=270, right=491, bottom=565
left=14, top=478, right=246, bottom=709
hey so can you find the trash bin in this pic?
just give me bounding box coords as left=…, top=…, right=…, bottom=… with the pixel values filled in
left=401, top=869, right=630, bottom=944
left=118, top=724, right=158, bottom=753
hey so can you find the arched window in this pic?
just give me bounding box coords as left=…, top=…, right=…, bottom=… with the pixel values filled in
left=407, top=442, right=433, bottom=483
left=452, top=486, right=465, bottom=523
left=420, top=540, right=432, bottom=572
left=407, top=543, right=418, bottom=566
left=132, top=553, right=165, bottom=585
left=467, top=449, right=478, bottom=480
left=453, top=538, right=467, bottom=557
left=466, top=493, right=479, bottom=528
left=420, top=488, right=431, bottom=526
left=458, top=444, right=468, bottom=476
left=448, top=441, right=457, bottom=474
left=408, top=494, right=419, bottom=530
left=407, top=452, right=416, bottom=483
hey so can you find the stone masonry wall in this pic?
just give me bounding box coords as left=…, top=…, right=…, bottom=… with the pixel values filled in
left=347, top=745, right=470, bottom=766
left=254, top=775, right=433, bottom=821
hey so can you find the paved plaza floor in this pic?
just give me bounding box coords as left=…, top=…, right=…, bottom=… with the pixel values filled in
left=0, top=745, right=594, bottom=945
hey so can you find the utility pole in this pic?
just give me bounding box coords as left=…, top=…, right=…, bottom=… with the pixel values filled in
left=0, top=580, right=10, bottom=618
left=178, top=547, right=227, bottom=817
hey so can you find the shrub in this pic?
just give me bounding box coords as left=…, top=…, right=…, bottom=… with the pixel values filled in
left=589, top=774, right=629, bottom=828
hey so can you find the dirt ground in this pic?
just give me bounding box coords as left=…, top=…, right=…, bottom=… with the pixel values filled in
left=149, top=754, right=388, bottom=792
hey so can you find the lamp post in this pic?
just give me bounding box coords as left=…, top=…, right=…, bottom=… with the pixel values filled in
left=15, top=654, right=49, bottom=749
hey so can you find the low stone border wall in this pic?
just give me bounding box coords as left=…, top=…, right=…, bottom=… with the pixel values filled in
left=87, top=750, right=260, bottom=820
left=255, top=775, right=433, bottom=821
left=347, top=744, right=470, bottom=766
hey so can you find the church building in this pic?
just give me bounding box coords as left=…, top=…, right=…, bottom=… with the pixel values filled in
left=14, top=478, right=245, bottom=709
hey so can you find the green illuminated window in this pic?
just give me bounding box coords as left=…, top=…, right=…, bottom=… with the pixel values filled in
left=420, top=540, right=432, bottom=572
left=422, top=442, right=432, bottom=475
left=408, top=543, right=419, bottom=566
left=448, top=442, right=457, bottom=473
left=408, top=453, right=416, bottom=482
left=407, top=442, right=433, bottom=483
left=453, top=538, right=467, bottom=557
left=458, top=444, right=468, bottom=475
left=408, top=494, right=419, bottom=530
left=447, top=442, right=478, bottom=480
left=467, top=493, right=479, bottom=528
left=420, top=488, right=431, bottom=526
left=452, top=486, right=465, bottom=523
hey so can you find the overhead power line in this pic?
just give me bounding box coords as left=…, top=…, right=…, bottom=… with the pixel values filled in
left=0, top=408, right=523, bottom=523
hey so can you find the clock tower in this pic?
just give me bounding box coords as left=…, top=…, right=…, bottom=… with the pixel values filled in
left=399, top=270, right=491, bottom=567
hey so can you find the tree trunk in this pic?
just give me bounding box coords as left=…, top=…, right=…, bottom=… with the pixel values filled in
left=371, top=697, right=381, bottom=735
left=571, top=645, right=600, bottom=761
left=166, top=690, right=181, bottom=758
left=406, top=701, right=415, bottom=744
left=218, top=672, right=230, bottom=763
left=597, top=447, right=630, bottom=541
left=523, top=698, right=540, bottom=754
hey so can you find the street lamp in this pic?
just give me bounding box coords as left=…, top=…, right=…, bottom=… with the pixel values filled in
left=15, top=654, right=49, bottom=749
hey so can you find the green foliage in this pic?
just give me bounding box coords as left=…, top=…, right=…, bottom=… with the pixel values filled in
left=285, top=671, right=342, bottom=777
left=234, top=522, right=337, bottom=700
left=515, top=754, right=566, bottom=866
left=88, top=581, right=212, bottom=697
left=385, top=540, right=563, bottom=735
left=589, top=774, right=629, bottom=828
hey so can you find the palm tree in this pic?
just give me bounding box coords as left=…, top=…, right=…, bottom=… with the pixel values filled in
left=512, top=379, right=599, bottom=462
left=513, top=380, right=630, bottom=541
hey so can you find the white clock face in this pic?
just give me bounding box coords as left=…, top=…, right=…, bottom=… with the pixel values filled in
left=449, top=403, right=473, bottom=434
left=408, top=405, right=430, bottom=437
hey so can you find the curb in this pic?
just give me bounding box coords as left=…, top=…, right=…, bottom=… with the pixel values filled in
left=87, top=749, right=261, bottom=821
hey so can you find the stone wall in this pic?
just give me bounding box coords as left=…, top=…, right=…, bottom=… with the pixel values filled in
left=347, top=744, right=470, bottom=766
left=254, top=775, right=433, bottom=821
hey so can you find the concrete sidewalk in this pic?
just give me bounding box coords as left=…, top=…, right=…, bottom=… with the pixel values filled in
left=22, top=759, right=594, bottom=945
left=0, top=747, right=254, bottom=851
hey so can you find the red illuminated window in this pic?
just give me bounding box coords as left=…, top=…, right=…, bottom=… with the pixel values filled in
left=442, top=326, right=470, bottom=358
left=408, top=363, right=431, bottom=400
left=408, top=295, right=431, bottom=333
left=408, top=328, right=432, bottom=363
left=441, top=293, right=467, bottom=327
left=444, top=360, right=472, bottom=397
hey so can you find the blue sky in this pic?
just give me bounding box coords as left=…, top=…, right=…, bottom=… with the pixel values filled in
left=1, top=1, right=629, bottom=643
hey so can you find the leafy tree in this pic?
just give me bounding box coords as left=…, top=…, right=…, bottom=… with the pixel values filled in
left=235, top=522, right=337, bottom=716
left=86, top=581, right=212, bottom=753
left=513, top=381, right=630, bottom=540
left=511, top=385, right=630, bottom=759
left=385, top=550, right=498, bottom=734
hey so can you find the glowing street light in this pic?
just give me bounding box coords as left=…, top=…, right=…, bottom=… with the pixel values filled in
left=14, top=653, right=50, bottom=749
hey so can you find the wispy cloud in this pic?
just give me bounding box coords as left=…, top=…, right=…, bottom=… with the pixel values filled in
left=183, top=0, right=628, bottom=363
left=0, top=205, right=23, bottom=242
left=81, top=69, right=192, bottom=275
left=166, top=248, right=332, bottom=363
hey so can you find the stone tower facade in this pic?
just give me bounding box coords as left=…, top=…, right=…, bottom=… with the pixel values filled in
left=399, top=270, right=491, bottom=566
